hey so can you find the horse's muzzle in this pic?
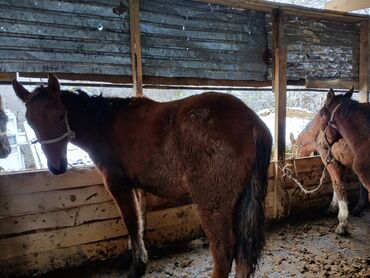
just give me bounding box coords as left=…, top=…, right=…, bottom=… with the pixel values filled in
left=48, top=158, right=68, bottom=175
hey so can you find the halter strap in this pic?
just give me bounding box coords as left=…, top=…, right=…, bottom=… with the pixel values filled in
left=32, top=113, right=75, bottom=145
left=323, top=103, right=342, bottom=135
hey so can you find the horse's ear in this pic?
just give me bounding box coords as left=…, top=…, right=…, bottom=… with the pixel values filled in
left=47, top=73, right=60, bottom=95
left=327, top=88, right=335, bottom=102
left=12, top=79, right=31, bottom=103
left=345, top=86, right=354, bottom=99
left=289, top=132, right=295, bottom=144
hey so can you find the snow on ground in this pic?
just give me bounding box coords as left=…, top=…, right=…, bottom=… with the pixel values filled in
left=258, top=107, right=314, bottom=147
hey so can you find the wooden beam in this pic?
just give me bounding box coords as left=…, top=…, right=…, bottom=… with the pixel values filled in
left=129, top=0, right=143, bottom=97
left=305, top=79, right=358, bottom=90
left=195, top=0, right=370, bottom=22
left=0, top=73, right=16, bottom=82
left=359, top=20, right=369, bottom=102
left=272, top=9, right=287, bottom=162
left=272, top=9, right=287, bottom=218
left=325, top=0, right=370, bottom=12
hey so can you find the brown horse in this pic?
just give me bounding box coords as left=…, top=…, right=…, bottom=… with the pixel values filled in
left=12, top=74, right=272, bottom=278
left=290, top=111, right=369, bottom=234
left=320, top=88, right=370, bottom=228
left=0, top=96, right=11, bottom=158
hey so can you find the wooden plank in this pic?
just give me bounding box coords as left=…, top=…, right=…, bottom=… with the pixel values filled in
left=325, top=0, right=370, bottom=12
left=305, top=79, right=359, bottom=90
left=0, top=218, right=203, bottom=277
left=0, top=201, right=119, bottom=237
left=0, top=73, right=16, bottom=82
left=0, top=204, right=200, bottom=261
left=19, top=72, right=133, bottom=84
left=0, top=237, right=129, bottom=278
left=0, top=185, right=111, bottom=217
left=272, top=9, right=287, bottom=218
left=359, top=20, right=369, bottom=103
left=272, top=9, right=287, bottom=162
left=0, top=168, right=103, bottom=197
left=129, top=0, right=143, bottom=97
left=0, top=218, right=127, bottom=260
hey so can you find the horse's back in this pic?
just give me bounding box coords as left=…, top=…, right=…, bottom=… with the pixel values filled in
left=173, top=92, right=270, bottom=151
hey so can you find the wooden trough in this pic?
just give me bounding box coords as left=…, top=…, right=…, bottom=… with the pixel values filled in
left=0, top=156, right=360, bottom=276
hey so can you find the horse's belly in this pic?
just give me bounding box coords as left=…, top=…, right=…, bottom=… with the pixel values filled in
left=139, top=169, right=190, bottom=198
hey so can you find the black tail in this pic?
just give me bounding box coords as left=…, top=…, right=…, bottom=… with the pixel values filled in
left=236, top=127, right=272, bottom=275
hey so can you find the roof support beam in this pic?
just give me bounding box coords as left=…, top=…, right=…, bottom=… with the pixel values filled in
left=325, top=0, right=370, bottom=12
left=129, top=0, right=143, bottom=97
left=359, top=19, right=369, bottom=102
left=272, top=9, right=287, bottom=218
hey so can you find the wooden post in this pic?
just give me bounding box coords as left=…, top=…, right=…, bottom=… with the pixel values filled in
left=359, top=19, right=369, bottom=103
left=129, top=0, right=143, bottom=97
left=272, top=9, right=287, bottom=218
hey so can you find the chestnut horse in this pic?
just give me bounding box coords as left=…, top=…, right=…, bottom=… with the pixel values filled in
left=290, top=111, right=369, bottom=234
left=13, top=74, right=272, bottom=278
left=0, top=96, right=11, bottom=158
left=320, top=88, right=370, bottom=230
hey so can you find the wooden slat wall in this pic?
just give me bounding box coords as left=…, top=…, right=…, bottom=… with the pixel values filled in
left=0, top=157, right=360, bottom=277
left=266, top=14, right=360, bottom=81
left=0, top=0, right=366, bottom=84
left=0, top=0, right=132, bottom=75
left=139, top=0, right=267, bottom=80
left=0, top=0, right=268, bottom=81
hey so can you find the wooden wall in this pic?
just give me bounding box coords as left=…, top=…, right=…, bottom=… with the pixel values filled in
left=0, top=0, right=131, bottom=75
left=139, top=0, right=267, bottom=81
left=266, top=15, right=360, bottom=81
left=0, top=0, right=367, bottom=84
left=0, top=156, right=360, bottom=277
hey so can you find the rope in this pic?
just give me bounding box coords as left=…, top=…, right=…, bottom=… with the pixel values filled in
left=277, top=161, right=328, bottom=194
left=281, top=103, right=341, bottom=195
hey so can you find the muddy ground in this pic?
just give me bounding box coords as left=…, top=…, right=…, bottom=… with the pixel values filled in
left=40, top=210, right=370, bottom=278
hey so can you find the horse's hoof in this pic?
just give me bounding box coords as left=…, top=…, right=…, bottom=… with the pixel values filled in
left=335, top=225, right=348, bottom=236
left=127, top=260, right=147, bottom=278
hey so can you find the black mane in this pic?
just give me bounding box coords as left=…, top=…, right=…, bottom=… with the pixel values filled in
left=30, top=85, right=136, bottom=128
left=60, top=89, right=136, bottom=127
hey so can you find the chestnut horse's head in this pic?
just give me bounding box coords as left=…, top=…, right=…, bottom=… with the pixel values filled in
left=319, top=87, right=354, bottom=145
left=12, top=74, right=74, bottom=175
left=0, top=96, right=11, bottom=158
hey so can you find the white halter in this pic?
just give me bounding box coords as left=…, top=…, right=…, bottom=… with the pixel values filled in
left=323, top=102, right=342, bottom=135
left=32, top=112, right=75, bottom=145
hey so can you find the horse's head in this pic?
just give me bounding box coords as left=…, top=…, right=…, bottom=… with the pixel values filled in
left=13, top=74, right=72, bottom=175
left=0, top=97, right=11, bottom=158
left=319, top=87, right=353, bottom=145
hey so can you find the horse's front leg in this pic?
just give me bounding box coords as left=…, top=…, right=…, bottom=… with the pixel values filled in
left=105, top=181, right=148, bottom=278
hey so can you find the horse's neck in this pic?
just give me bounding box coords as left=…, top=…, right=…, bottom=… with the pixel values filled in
left=61, top=93, right=104, bottom=152
left=335, top=110, right=369, bottom=151
left=297, top=115, right=321, bottom=146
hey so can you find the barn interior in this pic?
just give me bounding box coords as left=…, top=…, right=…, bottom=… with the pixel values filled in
left=0, top=0, right=369, bottom=277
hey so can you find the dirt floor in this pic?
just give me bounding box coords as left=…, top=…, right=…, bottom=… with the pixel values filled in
left=40, top=210, right=370, bottom=278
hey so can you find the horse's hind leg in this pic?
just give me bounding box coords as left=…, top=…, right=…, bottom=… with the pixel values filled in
left=197, top=208, right=235, bottom=278
left=325, top=163, right=349, bottom=235
left=104, top=179, right=148, bottom=278
left=351, top=184, right=369, bottom=216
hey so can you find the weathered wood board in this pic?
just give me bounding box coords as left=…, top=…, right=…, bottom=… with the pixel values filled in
left=0, top=156, right=360, bottom=277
